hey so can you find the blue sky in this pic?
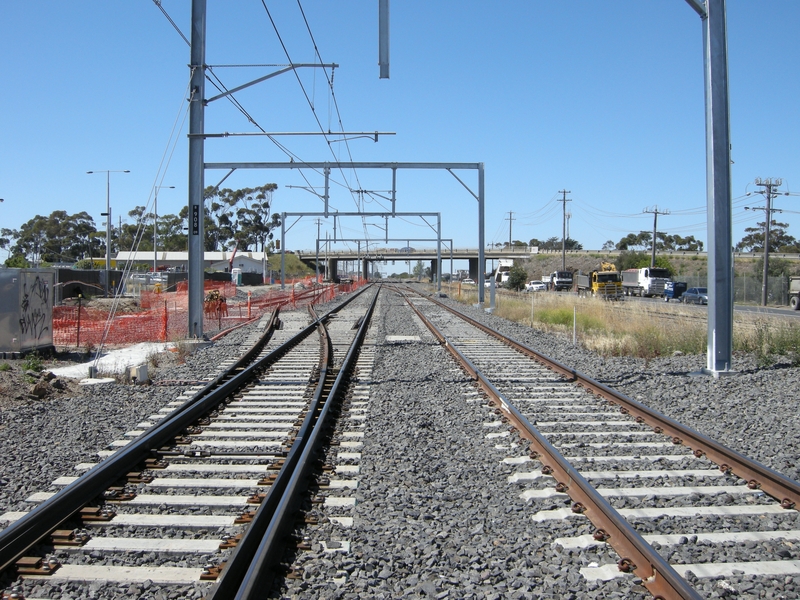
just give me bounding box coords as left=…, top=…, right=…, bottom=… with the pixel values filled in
left=2, top=1, right=799, bottom=270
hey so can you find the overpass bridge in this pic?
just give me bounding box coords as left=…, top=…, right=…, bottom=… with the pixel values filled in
left=294, top=246, right=539, bottom=281
left=292, top=246, right=798, bottom=282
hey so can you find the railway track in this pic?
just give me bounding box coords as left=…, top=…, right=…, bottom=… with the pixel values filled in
left=2, top=283, right=799, bottom=599
left=0, top=286, right=379, bottom=600
left=401, top=286, right=800, bottom=599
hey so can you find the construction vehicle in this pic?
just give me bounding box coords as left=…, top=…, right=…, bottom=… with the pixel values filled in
left=575, top=262, right=624, bottom=300
left=549, top=270, right=574, bottom=292
left=621, top=267, right=671, bottom=297
left=790, top=276, right=800, bottom=310
left=491, top=259, right=514, bottom=287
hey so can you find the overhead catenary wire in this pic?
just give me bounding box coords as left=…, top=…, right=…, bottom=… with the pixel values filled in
left=92, top=76, right=194, bottom=366
left=152, top=2, right=427, bottom=245
left=151, top=0, right=341, bottom=214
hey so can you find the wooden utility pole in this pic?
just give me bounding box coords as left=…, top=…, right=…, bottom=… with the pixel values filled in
left=747, top=178, right=783, bottom=306
left=505, top=211, right=515, bottom=247
left=643, top=206, right=670, bottom=267
left=557, top=190, right=571, bottom=271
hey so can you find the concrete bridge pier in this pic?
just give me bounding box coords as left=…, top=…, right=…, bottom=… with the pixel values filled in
left=326, top=258, right=338, bottom=282
left=430, top=259, right=438, bottom=283
left=468, top=258, right=479, bottom=281
left=362, top=258, right=369, bottom=281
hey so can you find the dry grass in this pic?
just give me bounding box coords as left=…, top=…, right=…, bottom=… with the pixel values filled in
left=447, top=287, right=800, bottom=361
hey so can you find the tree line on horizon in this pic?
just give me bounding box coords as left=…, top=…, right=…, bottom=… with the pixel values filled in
left=496, top=220, right=799, bottom=256
left=0, top=184, right=280, bottom=268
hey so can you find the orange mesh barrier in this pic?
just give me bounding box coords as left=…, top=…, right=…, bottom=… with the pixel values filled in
left=53, top=280, right=365, bottom=349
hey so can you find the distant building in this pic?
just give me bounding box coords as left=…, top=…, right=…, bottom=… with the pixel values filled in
left=114, top=251, right=270, bottom=274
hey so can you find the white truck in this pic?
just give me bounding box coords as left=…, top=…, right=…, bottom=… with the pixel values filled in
left=548, top=270, right=574, bottom=292
left=621, top=267, right=671, bottom=298
left=491, top=259, right=514, bottom=286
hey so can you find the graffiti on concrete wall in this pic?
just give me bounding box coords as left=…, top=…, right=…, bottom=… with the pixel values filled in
left=19, top=274, right=51, bottom=342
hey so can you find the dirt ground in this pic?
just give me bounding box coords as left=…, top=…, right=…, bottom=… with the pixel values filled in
left=0, top=351, right=89, bottom=409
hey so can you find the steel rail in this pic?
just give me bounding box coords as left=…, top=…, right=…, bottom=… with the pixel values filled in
left=400, top=290, right=702, bottom=599
left=0, top=287, right=370, bottom=576
left=419, top=290, right=800, bottom=511
left=208, top=287, right=380, bottom=599
left=205, top=303, right=334, bottom=597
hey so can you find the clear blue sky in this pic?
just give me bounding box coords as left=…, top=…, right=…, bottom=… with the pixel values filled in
left=2, top=1, right=799, bottom=270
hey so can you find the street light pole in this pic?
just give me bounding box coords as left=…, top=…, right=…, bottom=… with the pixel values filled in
left=87, top=169, right=130, bottom=297
left=153, top=185, right=175, bottom=274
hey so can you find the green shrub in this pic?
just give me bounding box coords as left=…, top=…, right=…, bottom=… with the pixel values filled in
left=22, top=352, right=43, bottom=372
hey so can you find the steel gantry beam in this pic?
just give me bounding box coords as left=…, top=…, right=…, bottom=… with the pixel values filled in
left=206, top=161, right=486, bottom=301
left=278, top=211, right=441, bottom=291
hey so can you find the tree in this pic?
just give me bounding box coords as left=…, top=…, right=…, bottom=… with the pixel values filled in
left=506, top=264, right=528, bottom=291
left=204, top=186, right=237, bottom=251
left=661, top=234, right=704, bottom=252
left=117, top=206, right=152, bottom=253
left=158, top=214, right=188, bottom=251
left=5, top=254, right=29, bottom=268
left=602, top=240, right=615, bottom=251
left=412, top=260, right=431, bottom=280
left=751, top=257, right=796, bottom=278
left=615, top=231, right=703, bottom=252
left=615, top=250, right=674, bottom=275
left=736, top=220, right=798, bottom=253
left=0, top=228, right=15, bottom=260
left=615, top=232, right=651, bottom=251
left=11, top=211, right=100, bottom=265
left=201, top=184, right=280, bottom=251
left=528, top=236, right=582, bottom=251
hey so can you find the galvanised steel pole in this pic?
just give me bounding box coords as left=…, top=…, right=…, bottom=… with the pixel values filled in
left=762, top=186, right=771, bottom=307
left=87, top=170, right=128, bottom=297
left=106, top=172, right=111, bottom=284
left=280, top=213, right=286, bottom=290
left=188, top=0, right=207, bottom=338
left=478, top=163, right=485, bottom=303
left=436, top=213, right=442, bottom=292
left=701, top=0, right=734, bottom=375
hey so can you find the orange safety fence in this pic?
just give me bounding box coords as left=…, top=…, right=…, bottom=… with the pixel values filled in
left=53, top=278, right=367, bottom=349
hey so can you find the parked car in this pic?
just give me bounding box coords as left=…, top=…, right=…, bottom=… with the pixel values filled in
left=682, top=287, right=708, bottom=305
left=462, top=278, right=475, bottom=285
left=525, top=280, right=547, bottom=292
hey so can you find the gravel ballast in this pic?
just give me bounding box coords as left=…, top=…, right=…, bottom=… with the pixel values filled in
left=1, top=285, right=799, bottom=599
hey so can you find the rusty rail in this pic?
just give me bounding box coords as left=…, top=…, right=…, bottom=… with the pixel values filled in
left=399, top=288, right=743, bottom=599
left=420, top=290, right=800, bottom=512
